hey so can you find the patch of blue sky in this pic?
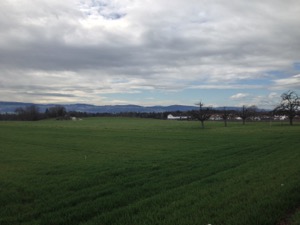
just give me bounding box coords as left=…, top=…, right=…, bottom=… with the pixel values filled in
left=237, top=78, right=271, bottom=86
left=102, top=84, right=273, bottom=107
left=103, top=12, right=126, bottom=20
left=84, top=0, right=125, bottom=20
left=293, top=62, right=300, bottom=71
left=148, top=89, right=232, bottom=106
left=90, top=0, right=107, bottom=8
left=266, top=70, right=287, bottom=77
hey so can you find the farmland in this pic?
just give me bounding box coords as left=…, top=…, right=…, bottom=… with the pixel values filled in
left=0, top=118, right=299, bottom=225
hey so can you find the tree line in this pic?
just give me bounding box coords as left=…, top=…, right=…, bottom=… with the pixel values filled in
left=0, top=105, right=67, bottom=121
left=0, top=105, right=166, bottom=121
left=0, top=91, right=299, bottom=126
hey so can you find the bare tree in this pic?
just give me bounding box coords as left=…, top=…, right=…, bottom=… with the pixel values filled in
left=192, top=102, right=212, bottom=128
left=221, top=107, right=230, bottom=127
left=45, top=105, right=67, bottom=118
left=274, top=90, right=300, bottom=125
left=239, top=105, right=257, bottom=125
left=15, top=105, right=40, bottom=121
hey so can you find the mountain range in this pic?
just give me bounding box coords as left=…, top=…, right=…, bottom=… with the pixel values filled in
left=0, top=101, right=244, bottom=114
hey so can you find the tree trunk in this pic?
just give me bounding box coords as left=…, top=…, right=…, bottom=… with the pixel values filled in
left=224, top=119, right=227, bottom=127
left=201, top=120, right=204, bottom=128
left=242, top=118, right=246, bottom=125
left=289, top=117, right=293, bottom=126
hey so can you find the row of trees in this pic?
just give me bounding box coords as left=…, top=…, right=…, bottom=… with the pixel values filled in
left=193, top=90, right=300, bottom=128
left=0, top=105, right=167, bottom=121
left=6, top=105, right=68, bottom=121
left=190, top=104, right=261, bottom=128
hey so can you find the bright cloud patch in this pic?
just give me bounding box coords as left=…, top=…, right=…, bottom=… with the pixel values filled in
left=230, top=93, right=250, bottom=100
left=272, top=74, right=300, bottom=90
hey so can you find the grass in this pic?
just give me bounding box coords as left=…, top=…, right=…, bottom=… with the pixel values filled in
left=290, top=209, right=300, bottom=225
left=0, top=118, right=299, bottom=225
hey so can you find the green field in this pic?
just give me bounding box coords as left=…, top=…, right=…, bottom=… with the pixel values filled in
left=0, top=118, right=299, bottom=225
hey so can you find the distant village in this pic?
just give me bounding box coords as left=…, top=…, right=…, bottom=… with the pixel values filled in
left=167, top=113, right=291, bottom=121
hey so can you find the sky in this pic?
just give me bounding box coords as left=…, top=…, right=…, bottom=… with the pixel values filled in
left=0, top=0, right=300, bottom=109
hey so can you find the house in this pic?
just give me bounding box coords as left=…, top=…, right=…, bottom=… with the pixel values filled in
left=167, top=114, right=189, bottom=120
left=209, top=114, right=222, bottom=121
left=274, top=115, right=288, bottom=121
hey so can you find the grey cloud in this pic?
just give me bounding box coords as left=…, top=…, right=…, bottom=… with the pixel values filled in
left=0, top=0, right=300, bottom=105
left=272, top=74, right=300, bottom=90
left=23, top=92, right=76, bottom=98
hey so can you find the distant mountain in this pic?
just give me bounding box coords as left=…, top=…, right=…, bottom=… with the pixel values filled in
left=0, top=102, right=32, bottom=113
left=0, top=101, right=245, bottom=114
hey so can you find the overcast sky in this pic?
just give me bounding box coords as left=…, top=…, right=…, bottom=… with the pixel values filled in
left=0, top=0, right=300, bottom=108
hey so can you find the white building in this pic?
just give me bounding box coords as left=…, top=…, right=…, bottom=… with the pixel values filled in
left=167, top=114, right=189, bottom=120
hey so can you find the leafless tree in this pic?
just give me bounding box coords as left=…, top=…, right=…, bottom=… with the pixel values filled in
left=192, top=102, right=212, bottom=128
left=239, top=105, right=257, bottom=125
left=274, top=90, right=300, bottom=125
left=221, top=107, right=230, bottom=127
left=45, top=105, right=67, bottom=118
left=15, top=105, right=40, bottom=121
